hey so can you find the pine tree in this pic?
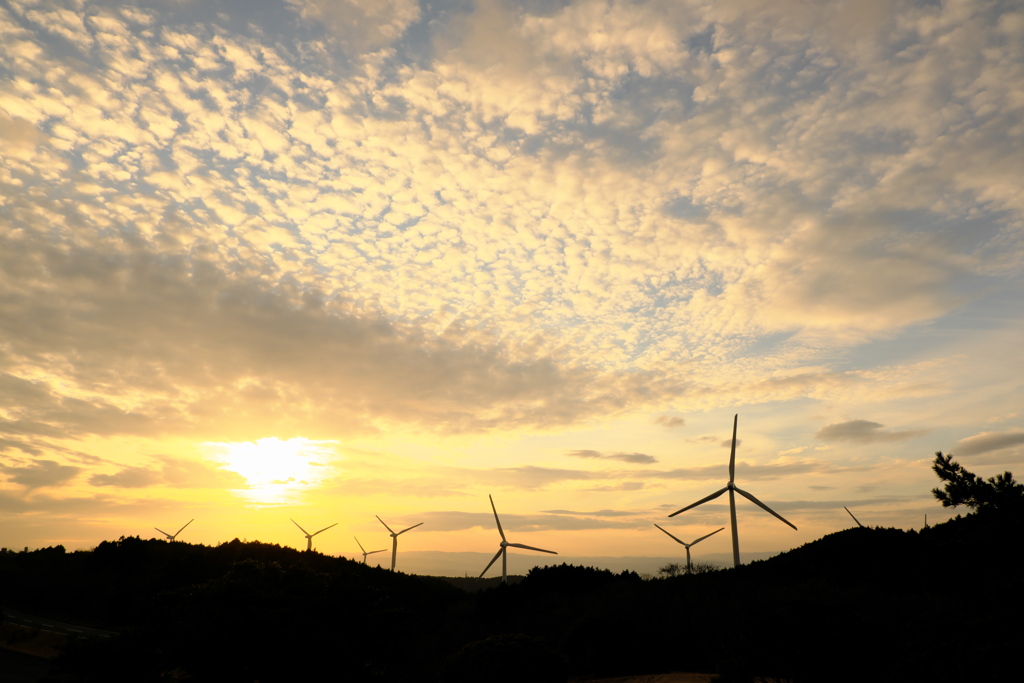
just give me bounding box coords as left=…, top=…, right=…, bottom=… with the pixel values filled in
left=931, top=451, right=1024, bottom=516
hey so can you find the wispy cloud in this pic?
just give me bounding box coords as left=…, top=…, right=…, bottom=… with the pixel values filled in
left=815, top=420, right=928, bottom=444
left=564, top=449, right=658, bottom=464
left=953, top=430, right=1024, bottom=457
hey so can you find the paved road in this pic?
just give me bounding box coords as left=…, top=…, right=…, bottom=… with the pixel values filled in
left=1, top=606, right=118, bottom=639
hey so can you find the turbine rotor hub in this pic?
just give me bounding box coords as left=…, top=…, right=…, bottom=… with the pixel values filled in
left=500, top=540, right=509, bottom=547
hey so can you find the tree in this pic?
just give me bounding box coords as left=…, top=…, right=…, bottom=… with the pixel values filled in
left=658, top=562, right=683, bottom=578
left=931, top=451, right=1024, bottom=516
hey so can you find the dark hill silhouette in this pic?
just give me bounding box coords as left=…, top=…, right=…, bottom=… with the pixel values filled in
left=1, top=513, right=1018, bottom=682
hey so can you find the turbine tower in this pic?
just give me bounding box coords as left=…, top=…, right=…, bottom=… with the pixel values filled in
left=668, top=414, right=797, bottom=567
left=480, top=494, right=557, bottom=584
left=844, top=506, right=864, bottom=528
left=654, top=524, right=724, bottom=574
left=154, top=519, right=193, bottom=542
left=354, top=536, right=386, bottom=565
left=376, top=516, right=423, bottom=571
left=291, top=518, right=337, bottom=552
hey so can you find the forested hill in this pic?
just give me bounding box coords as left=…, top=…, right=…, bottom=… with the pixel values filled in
left=1, top=514, right=1019, bottom=683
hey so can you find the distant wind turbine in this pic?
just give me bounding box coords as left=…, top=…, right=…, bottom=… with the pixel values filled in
left=844, top=506, right=864, bottom=528
left=480, top=494, right=557, bottom=584
left=354, top=536, right=386, bottom=565
left=376, top=516, right=423, bottom=571
left=154, top=519, right=193, bottom=542
left=668, top=414, right=797, bottom=567
left=291, top=518, right=337, bottom=552
left=654, top=524, right=724, bottom=574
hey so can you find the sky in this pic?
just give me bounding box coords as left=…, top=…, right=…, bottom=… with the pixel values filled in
left=1, top=0, right=1023, bottom=574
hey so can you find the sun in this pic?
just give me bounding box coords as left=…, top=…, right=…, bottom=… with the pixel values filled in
left=204, top=437, right=338, bottom=506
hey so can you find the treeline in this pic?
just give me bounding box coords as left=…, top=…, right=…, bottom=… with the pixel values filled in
left=1, top=512, right=1019, bottom=683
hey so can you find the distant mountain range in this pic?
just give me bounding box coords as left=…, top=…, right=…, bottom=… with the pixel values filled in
left=366, top=550, right=779, bottom=576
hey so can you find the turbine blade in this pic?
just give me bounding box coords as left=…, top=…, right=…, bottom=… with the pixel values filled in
left=376, top=516, right=394, bottom=534
left=368, top=549, right=386, bottom=555
left=311, top=523, right=338, bottom=536
left=489, top=494, right=506, bottom=541
left=689, top=527, right=725, bottom=546
left=479, top=548, right=504, bottom=578
left=668, top=486, right=729, bottom=517
left=175, top=519, right=194, bottom=536
left=734, top=487, right=798, bottom=530
left=844, top=506, right=864, bottom=528
left=154, top=527, right=170, bottom=537
left=729, top=414, right=738, bottom=483
left=507, top=543, right=557, bottom=554
left=653, top=524, right=686, bottom=545
left=397, top=522, right=423, bottom=535
left=354, top=537, right=366, bottom=552
left=291, top=518, right=310, bottom=535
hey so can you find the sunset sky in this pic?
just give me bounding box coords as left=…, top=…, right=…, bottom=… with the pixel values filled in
left=2, top=0, right=1022, bottom=573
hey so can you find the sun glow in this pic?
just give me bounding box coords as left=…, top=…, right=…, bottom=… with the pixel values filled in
left=204, top=437, right=339, bottom=506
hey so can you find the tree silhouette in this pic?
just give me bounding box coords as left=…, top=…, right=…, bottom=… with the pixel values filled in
left=931, top=451, right=1024, bottom=516
left=658, top=562, right=683, bottom=577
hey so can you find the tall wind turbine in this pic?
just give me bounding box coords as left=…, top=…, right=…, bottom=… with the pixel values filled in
left=291, top=518, right=337, bottom=552
left=654, top=524, right=724, bottom=574
left=354, top=536, right=386, bottom=565
left=669, top=414, right=797, bottom=567
left=480, top=495, right=557, bottom=584
left=376, top=516, right=423, bottom=571
left=844, top=506, right=864, bottom=528
left=155, top=519, right=193, bottom=542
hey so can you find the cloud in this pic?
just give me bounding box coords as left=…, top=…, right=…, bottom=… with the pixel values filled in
left=417, top=509, right=643, bottom=532
left=649, top=460, right=841, bottom=481
left=815, top=420, right=927, bottom=444
left=654, top=415, right=686, bottom=428
left=492, top=465, right=600, bottom=489
left=288, top=0, right=421, bottom=54
left=564, top=450, right=657, bottom=464
left=89, top=466, right=161, bottom=488
left=1, top=0, right=1022, bottom=468
left=0, top=459, right=81, bottom=489
left=86, top=457, right=246, bottom=489
left=541, top=509, right=638, bottom=518
left=953, top=430, right=1024, bottom=457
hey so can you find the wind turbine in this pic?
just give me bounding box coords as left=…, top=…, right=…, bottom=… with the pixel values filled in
left=668, top=414, right=797, bottom=567
left=480, top=494, right=557, bottom=584
left=154, top=519, right=193, bottom=542
left=376, top=516, right=423, bottom=571
left=654, top=524, right=724, bottom=574
left=291, top=518, right=337, bottom=552
left=844, top=506, right=864, bottom=528
left=354, top=536, right=386, bottom=565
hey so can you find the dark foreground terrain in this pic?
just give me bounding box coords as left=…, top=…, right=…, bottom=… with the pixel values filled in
left=2, top=513, right=1020, bottom=683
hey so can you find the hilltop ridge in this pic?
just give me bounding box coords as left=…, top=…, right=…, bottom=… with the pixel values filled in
left=1, top=511, right=1018, bottom=682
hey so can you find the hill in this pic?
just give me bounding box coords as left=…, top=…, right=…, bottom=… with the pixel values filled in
left=1, top=514, right=1019, bottom=682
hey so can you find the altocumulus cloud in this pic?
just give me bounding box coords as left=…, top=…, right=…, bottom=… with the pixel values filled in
left=1, top=0, right=1022, bottom=460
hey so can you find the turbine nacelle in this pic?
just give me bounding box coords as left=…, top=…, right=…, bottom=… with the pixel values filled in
left=291, top=518, right=337, bottom=552
left=376, top=515, right=423, bottom=571
left=667, top=414, right=796, bottom=567
left=155, top=519, right=193, bottom=542
left=480, top=495, right=556, bottom=583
